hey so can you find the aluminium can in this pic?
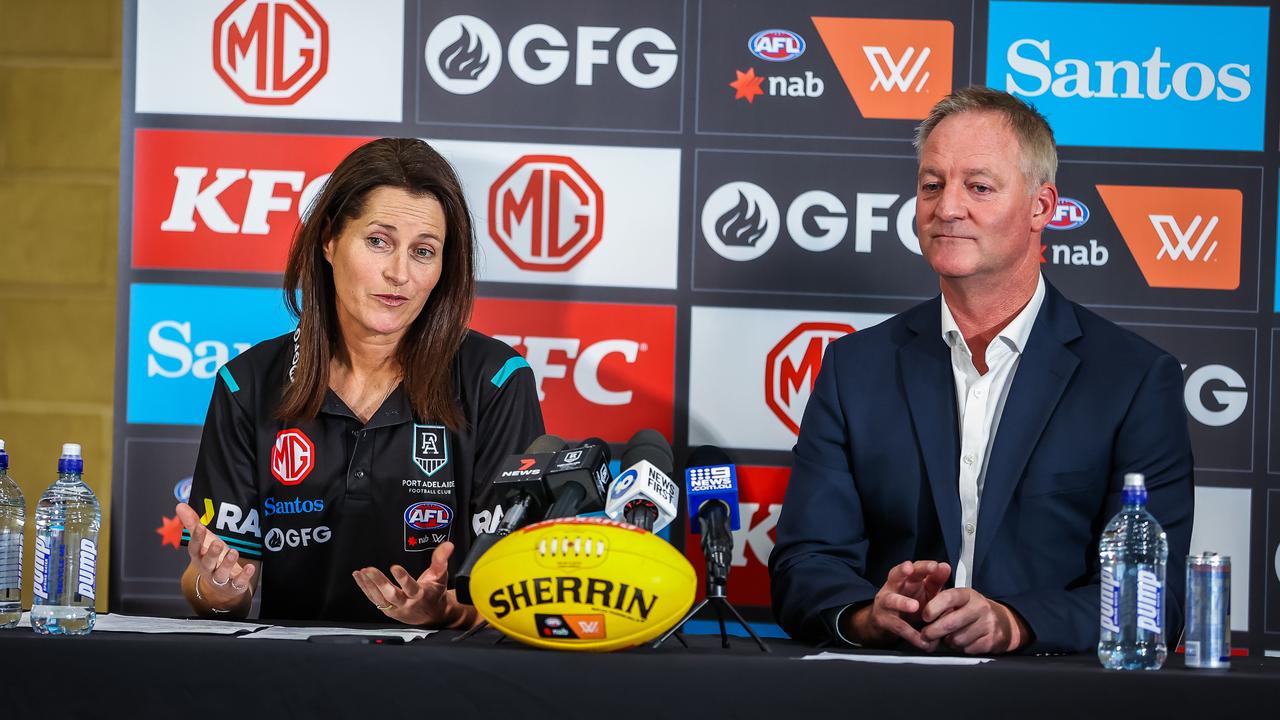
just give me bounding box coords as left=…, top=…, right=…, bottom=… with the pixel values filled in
left=1184, top=553, right=1230, bottom=669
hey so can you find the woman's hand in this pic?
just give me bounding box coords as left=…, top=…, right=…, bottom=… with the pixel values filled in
left=175, top=502, right=258, bottom=613
left=352, top=541, right=476, bottom=628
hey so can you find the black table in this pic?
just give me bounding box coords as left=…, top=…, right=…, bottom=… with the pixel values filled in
left=2, top=625, right=1276, bottom=718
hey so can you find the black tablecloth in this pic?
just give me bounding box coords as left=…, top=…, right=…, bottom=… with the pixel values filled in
left=2, top=624, right=1276, bottom=718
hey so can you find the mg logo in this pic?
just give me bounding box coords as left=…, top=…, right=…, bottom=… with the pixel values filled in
left=864, top=46, right=932, bottom=93
left=765, top=322, right=853, bottom=435
left=1151, top=215, right=1220, bottom=262
left=213, top=0, right=329, bottom=106
left=488, top=155, right=604, bottom=271
left=270, top=428, right=315, bottom=485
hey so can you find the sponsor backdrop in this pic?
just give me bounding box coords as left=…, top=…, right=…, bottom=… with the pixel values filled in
left=114, top=0, right=1280, bottom=653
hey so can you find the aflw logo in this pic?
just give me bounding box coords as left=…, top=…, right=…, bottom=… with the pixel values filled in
left=864, top=46, right=931, bottom=93
left=1150, top=215, right=1219, bottom=262
left=810, top=17, right=953, bottom=119
left=1096, top=185, right=1242, bottom=291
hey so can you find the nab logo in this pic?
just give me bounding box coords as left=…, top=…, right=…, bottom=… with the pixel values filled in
left=765, top=323, right=853, bottom=435
left=701, top=182, right=779, bottom=261
left=213, top=0, right=329, bottom=105
left=749, top=29, right=806, bottom=62
left=811, top=17, right=954, bottom=120
left=488, top=155, right=604, bottom=272
left=425, top=15, right=678, bottom=95
left=1096, top=185, right=1242, bottom=290
left=1048, top=197, right=1090, bottom=231
left=270, top=428, right=315, bottom=486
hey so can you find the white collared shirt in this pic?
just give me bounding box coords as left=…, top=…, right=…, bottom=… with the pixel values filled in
left=939, top=274, right=1045, bottom=588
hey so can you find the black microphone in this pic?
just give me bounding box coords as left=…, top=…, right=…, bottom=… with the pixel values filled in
left=604, top=429, right=677, bottom=532
left=684, top=445, right=741, bottom=591
left=541, top=438, right=612, bottom=520
left=455, top=434, right=566, bottom=604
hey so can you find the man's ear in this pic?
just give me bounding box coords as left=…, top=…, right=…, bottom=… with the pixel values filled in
left=1029, top=182, right=1059, bottom=233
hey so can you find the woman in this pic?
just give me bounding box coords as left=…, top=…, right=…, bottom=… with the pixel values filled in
left=174, top=138, right=544, bottom=626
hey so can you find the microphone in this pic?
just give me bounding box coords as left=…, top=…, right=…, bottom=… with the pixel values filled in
left=455, top=433, right=566, bottom=604
left=684, top=445, right=741, bottom=590
left=605, top=429, right=677, bottom=532
left=541, top=438, right=612, bottom=520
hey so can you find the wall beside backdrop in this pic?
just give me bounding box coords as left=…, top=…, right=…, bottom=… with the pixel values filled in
left=111, top=0, right=1280, bottom=653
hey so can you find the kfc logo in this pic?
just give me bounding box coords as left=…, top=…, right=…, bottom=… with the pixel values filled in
left=1096, top=185, right=1242, bottom=290
left=271, top=428, right=315, bottom=485
left=213, top=0, right=329, bottom=105
left=470, top=298, right=675, bottom=442
left=811, top=17, right=954, bottom=120
left=766, top=323, right=853, bottom=435
left=133, top=129, right=368, bottom=272
left=488, top=155, right=604, bottom=272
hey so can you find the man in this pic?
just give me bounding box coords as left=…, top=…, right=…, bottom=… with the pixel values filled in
left=768, top=87, right=1194, bottom=654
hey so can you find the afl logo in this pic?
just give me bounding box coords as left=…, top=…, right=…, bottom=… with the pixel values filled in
left=749, top=29, right=805, bottom=62
left=1047, top=198, right=1090, bottom=231
left=404, top=502, right=453, bottom=531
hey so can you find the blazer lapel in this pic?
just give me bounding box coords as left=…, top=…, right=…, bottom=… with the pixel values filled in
left=898, top=300, right=962, bottom=569
left=973, top=283, right=1081, bottom=576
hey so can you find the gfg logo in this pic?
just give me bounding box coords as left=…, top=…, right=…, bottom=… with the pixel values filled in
left=700, top=181, right=920, bottom=262
left=1183, top=363, right=1248, bottom=427
left=488, top=155, right=603, bottom=272
left=765, top=323, right=853, bottom=435
left=425, top=15, right=678, bottom=95
left=214, top=0, right=329, bottom=105
left=263, top=525, right=331, bottom=552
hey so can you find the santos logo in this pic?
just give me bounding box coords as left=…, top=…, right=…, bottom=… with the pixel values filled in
left=424, top=15, right=677, bottom=95
left=987, top=2, right=1268, bottom=150
left=492, top=335, right=644, bottom=406
left=1095, top=185, right=1242, bottom=291
left=701, top=181, right=920, bottom=262
left=1183, top=363, right=1248, bottom=427
left=766, top=323, right=854, bottom=435
left=213, top=0, right=329, bottom=106
left=488, top=155, right=603, bottom=272
left=147, top=320, right=252, bottom=380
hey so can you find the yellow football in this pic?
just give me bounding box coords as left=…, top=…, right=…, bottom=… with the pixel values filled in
left=469, top=516, right=697, bottom=651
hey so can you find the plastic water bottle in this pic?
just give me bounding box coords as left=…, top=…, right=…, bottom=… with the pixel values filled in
left=31, top=443, right=100, bottom=635
left=0, top=440, right=24, bottom=629
left=1098, top=473, right=1167, bottom=670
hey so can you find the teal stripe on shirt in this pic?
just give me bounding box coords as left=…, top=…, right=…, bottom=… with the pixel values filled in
left=218, top=365, right=240, bottom=393
left=490, top=356, right=530, bottom=388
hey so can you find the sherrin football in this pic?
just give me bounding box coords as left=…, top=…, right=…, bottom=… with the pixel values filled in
left=470, top=516, right=697, bottom=651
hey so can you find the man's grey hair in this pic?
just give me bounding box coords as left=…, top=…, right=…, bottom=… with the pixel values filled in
left=914, top=86, right=1058, bottom=189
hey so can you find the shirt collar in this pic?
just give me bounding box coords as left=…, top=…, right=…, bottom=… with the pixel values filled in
left=940, top=273, right=1046, bottom=355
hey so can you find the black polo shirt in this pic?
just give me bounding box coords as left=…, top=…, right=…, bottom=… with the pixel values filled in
left=182, top=329, right=544, bottom=622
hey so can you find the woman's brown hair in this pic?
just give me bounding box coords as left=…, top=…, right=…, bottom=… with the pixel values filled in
left=277, top=138, right=475, bottom=430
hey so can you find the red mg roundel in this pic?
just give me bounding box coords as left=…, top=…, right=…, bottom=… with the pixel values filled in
left=488, top=155, right=604, bottom=272
left=213, top=0, right=329, bottom=106
left=765, top=322, right=853, bottom=435
left=271, top=428, right=315, bottom=485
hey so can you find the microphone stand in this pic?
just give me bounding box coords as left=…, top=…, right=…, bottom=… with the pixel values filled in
left=653, top=505, right=770, bottom=652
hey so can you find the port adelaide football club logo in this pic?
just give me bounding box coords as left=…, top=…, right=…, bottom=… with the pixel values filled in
left=413, top=424, right=449, bottom=477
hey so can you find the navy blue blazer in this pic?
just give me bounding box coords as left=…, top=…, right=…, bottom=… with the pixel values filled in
left=768, top=282, right=1194, bottom=653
